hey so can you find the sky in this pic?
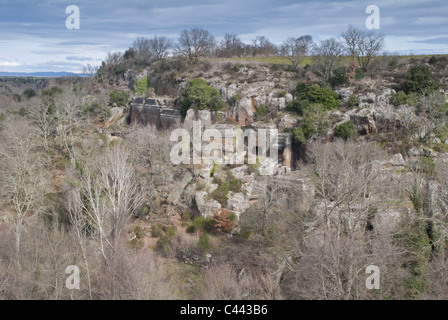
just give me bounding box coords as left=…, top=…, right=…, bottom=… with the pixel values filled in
left=0, top=0, right=447, bottom=73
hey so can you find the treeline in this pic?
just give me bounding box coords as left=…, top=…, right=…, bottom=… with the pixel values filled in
left=92, top=25, right=385, bottom=85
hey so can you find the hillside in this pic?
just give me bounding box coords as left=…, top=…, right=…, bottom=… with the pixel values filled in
left=1, top=52, right=448, bottom=300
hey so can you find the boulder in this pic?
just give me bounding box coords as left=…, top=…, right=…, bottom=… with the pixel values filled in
left=338, top=88, right=353, bottom=102
left=390, top=153, right=406, bottom=166
left=278, top=114, right=298, bottom=131
left=193, top=191, right=221, bottom=217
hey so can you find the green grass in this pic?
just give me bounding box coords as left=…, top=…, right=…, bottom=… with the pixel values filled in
left=209, top=56, right=295, bottom=65
left=209, top=54, right=448, bottom=67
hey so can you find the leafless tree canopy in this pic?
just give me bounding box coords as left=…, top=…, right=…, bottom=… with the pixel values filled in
left=342, top=25, right=385, bottom=71
left=281, top=35, right=313, bottom=69
left=312, top=38, right=345, bottom=82
left=177, top=27, right=215, bottom=61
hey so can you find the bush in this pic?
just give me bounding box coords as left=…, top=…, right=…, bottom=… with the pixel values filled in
left=110, top=89, right=129, bottom=106
left=211, top=209, right=234, bottom=233
left=22, top=88, right=36, bottom=99
left=199, top=233, right=210, bottom=252
left=178, top=78, right=225, bottom=116
left=355, top=68, right=364, bottom=80
left=292, top=127, right=306, bottom=144
left=404, top=65, right=439, bottom=95
left=231, top=93, right=241, bottom=102
left=334, top=121, right=358, bottom=141
left=192, top=216, right=214, bottom=232
left=286, top=98, right=310, bottom=116
left=211, top=178, right=243, bottom=207
left=294, top=82, right=341, bottom=110
left=421, top=156, right=436, bottom=177
left=390, top=91, right=408, bottom=106
left=254, top=104, right=268, bottom=120
left=134, top=77, right=149, bottom=95
left=348, top=95, right=358, bottom=108
left=329, top=66, right=348, bottom=88
left=292, top=104, right=329, bottom=143
left=429, top=56, right=439, bottom=65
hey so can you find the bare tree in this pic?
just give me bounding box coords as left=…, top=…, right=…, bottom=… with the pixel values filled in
left=251, top=36, right=277, bottom=57
left=149, top=35, right=173, bottom=60
left=281, top=35, right=313, bottom=69
left=416, top=92, right=448, bottom=143
left=288, top=140, right=398, bottom=299
left=0, top=118, right=48, bottom=265
left=132, top=37, right=153, bottom=64
left=312, top=38, right=345, bottom=82
left=217, top=33, right=245, bottom=58
left=177, top=27, right=215, bottom=61
left=341, top=25, right=385, bottom=71
left=71, top=145, right=146, bottom=259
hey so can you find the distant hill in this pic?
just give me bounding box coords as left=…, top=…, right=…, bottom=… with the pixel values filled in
left=0, top=71, right=89, bottom=78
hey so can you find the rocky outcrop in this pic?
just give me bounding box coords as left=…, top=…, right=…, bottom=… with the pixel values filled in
left=193, top=191, right=221, bottom=217
left=129, top=97, right=181, bottom=130
left=339, top=104, right=415, bottom=135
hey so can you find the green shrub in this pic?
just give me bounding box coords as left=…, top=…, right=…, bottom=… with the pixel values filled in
left=429, top=56, right=439, bottom=65
left=22, top=88, right=36, bottom=99
left=293, top=82, right=340, bottom=111
left=199, top=233, right=210, bottom=252
left=329, top=66, right=348, bottom=88
left=192, top=216, right=214, bottom=232
left=231, top=93, right=241, bottom=102
left=421, top=156, right=436, bottom=177
left=404, top=65, right=439, bottom=95
left=179, top=78, right=225, bottom=116
left=348, top=95, right=358, bottom=108
left=334, top=121, right=358, bottom=141
left=83, top=100, right=111, bottom=120
left=286, top=98, right=310, bottom=116
left=292, top=127, right=306, bottom=144
left=410, top=185, right=423, bottom=213
left=110, top=89, right=129, bottom=106
left=292, top=103, right=329, bottom=143
left=186, top=225, right=196, bottom=233
left=134, top=77, right=149, bottom=95
left=254, top=104, right=268, bottom=120
left=211, top=178, right=243, bottom=207
left=406, top=92, right=420, bottom=106
left=355, top=68, right=364, bottom=80
left=390, top=91, right=408, bottom=106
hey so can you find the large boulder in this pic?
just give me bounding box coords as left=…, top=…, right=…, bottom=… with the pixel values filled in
left=193, top=191, right=221, bottom=217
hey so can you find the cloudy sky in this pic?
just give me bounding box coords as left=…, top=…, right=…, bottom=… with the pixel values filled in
left=0, top=0, right=447, bottom=73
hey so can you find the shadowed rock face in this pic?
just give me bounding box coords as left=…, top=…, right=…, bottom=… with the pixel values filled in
left=129, top=97, right=181, bottom=130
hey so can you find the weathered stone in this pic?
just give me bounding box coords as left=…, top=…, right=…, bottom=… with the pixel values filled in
left=390, top=153, right=406, bottom=166
left=227, top=192, right=249, bottom=217
left=167, top=171, right=193, bottom=204
left=129, top=97, right=181, bottom=129
left=338, top=88, right=353, bottom=102
left=278, top=114, right=297, bottom=131
left=194, top=191, right=221, bottom=217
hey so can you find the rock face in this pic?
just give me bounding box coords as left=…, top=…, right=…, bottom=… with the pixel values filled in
left=340, top=104, right=414, bottom=135
left=193, top=191, right=221, bottom=217
left=129, top=97, right=181, bottom=129
left=251, top=174, right=315, bottom=212
left=208, top=75, right=292, bottom=126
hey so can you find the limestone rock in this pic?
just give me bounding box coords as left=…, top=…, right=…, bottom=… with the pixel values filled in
left=194, top=191, right=221, bottom=217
